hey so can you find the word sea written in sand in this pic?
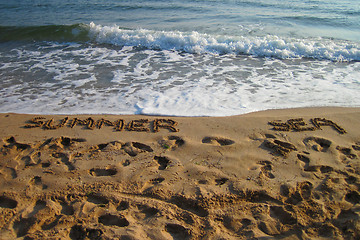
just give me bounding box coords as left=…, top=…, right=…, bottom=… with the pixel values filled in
left=24, top=117, right=179, bottom=132
left=268, top=118, right=346, bottom=134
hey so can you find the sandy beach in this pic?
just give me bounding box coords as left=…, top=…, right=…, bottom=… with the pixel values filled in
left=0, top=107, right=360, bottom=239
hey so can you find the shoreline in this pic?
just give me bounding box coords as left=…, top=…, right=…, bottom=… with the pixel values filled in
left=1, top=107, right=360, bottom=239
left=1, top=105, right=358, bottom=117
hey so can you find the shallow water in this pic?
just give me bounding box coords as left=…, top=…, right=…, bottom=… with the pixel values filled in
left=0, top=0, right=359, bottom=116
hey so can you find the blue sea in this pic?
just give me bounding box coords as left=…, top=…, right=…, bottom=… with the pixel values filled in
left=0, top=0, right=359, bottom=116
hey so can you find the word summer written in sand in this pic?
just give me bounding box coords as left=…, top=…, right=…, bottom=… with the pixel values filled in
left=24, top=117, right=179, bottom=133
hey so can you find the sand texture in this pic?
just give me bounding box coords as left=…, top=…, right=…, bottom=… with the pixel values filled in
left=0, top=107, right=360, bottom=239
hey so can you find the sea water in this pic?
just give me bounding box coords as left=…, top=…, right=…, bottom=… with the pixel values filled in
left=0, top=0, right=359, bottom=116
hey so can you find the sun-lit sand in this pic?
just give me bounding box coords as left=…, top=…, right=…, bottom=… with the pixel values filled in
left=1, top=107, right=360, bottom=239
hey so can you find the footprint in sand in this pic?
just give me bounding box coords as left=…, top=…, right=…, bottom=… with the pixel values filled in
left=13, top=216, right=37, bottom=237
left=256, top=205, right=297, bottom=236
left=165, top=223, right=191, bottom=239
left=269, top=205, right=297, bottom=225
left=154, top=156, right=170, bottom=170
left=221, top=216, right=253, bottom=234
left=304, top=137, right=332, bottom=152
left=12, top=199, right=48, bottom=237
left=263, top=139, right=297, bottom=157
left=345, top=175, right=359, bottom=185
left=136, top=204, right=160, bottom=220
left=264, top=133, right=277, bottom=139
left=87, top=142, right=111, bottom=155
left=215, top=177, right=229, bottom=186
left=86, top=194, right=109, bottom=205
left=258, top=161, right=275, bottom=179
left=198, top=179, right=209, bottom=185
left=86, top=141, right=153, bottom=157
left=3, top=136, right=31, bottom=151
left=52, top=152, right=75, bottom=171
left=21, top=153, right=40, bottom=167
left=0, top=196, right=18, bottom=209
left=150, top=177, right=165, bottom=184
left=352, top=143, right=360, bottom=151
left=89, top=166, right=117, bottom=176
left=24, top=199, right=47, bottom=218
left=132, top=142, right=153, bottom=152
left=202, top=136, right=235, bottom=146
left=29, top=176, right=48, bottom=190
left=70, top=225, right=103, bottom=240
left=48, top=137, right=86, bottom=150
left=58, top=198, right=74, bottom=215
left=297, top=154, right=334, bottom=173
left=159, top=135, right=185, bottom=150
left=297, top=154, right=313, bottom=172
left=41, top=215, right=62, bottom=231
left=117, top=200, right=130, bottom=211
left=345, top=191, right=360, bottom=204
left=122, top=142, right=153, bottom=157
left=0, top=167, right=17, bottom=180
left=281, top=181, right=313, bottom=205
left=197, top=177, right=229, bottom=186
left=2, top=137, right=33, bottom=168
left=336, top=146, right=358, bottom=159
left=98, top=213, right=129, bottom=227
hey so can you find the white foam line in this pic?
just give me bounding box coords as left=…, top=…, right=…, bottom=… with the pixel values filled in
left=88, top=22, right=360, bottom=61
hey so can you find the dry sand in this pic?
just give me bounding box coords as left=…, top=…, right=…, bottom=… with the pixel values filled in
left=0, top=107, right=360, bottom=239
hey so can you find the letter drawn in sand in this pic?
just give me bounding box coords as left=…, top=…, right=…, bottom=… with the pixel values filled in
left=268, top=118, right=346, bottom=134
left=286, top=118, right=317, bottom=132
left=96, top=118, right=115, bottom=129
left=24, top=117, right=180, bottom=132
left=268, top=118, right=316, bottom=132
left=70, top=118, right=84, bottom=128
left=153, top=119, right=179, bottom=132
left=311, top=118, right=347, bottom=134
left=114, top=119, right=125, bottom=131
left=127, top=119, right=150, bottom=132
left=24, top=117, right=46, bottom=128
left=43, top=117, right=69, bottom=130
left=85, top=117, right=96, bottom=130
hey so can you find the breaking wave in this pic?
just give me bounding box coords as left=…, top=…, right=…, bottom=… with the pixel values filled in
left=1, top=22, right=359, bottom=61
left=88, top=22, right=360, bottom=61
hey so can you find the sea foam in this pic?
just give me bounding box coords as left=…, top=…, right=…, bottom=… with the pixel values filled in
left=0, top=23, right=359, bottom=117
left=89, top=22, right=360, bottom=62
